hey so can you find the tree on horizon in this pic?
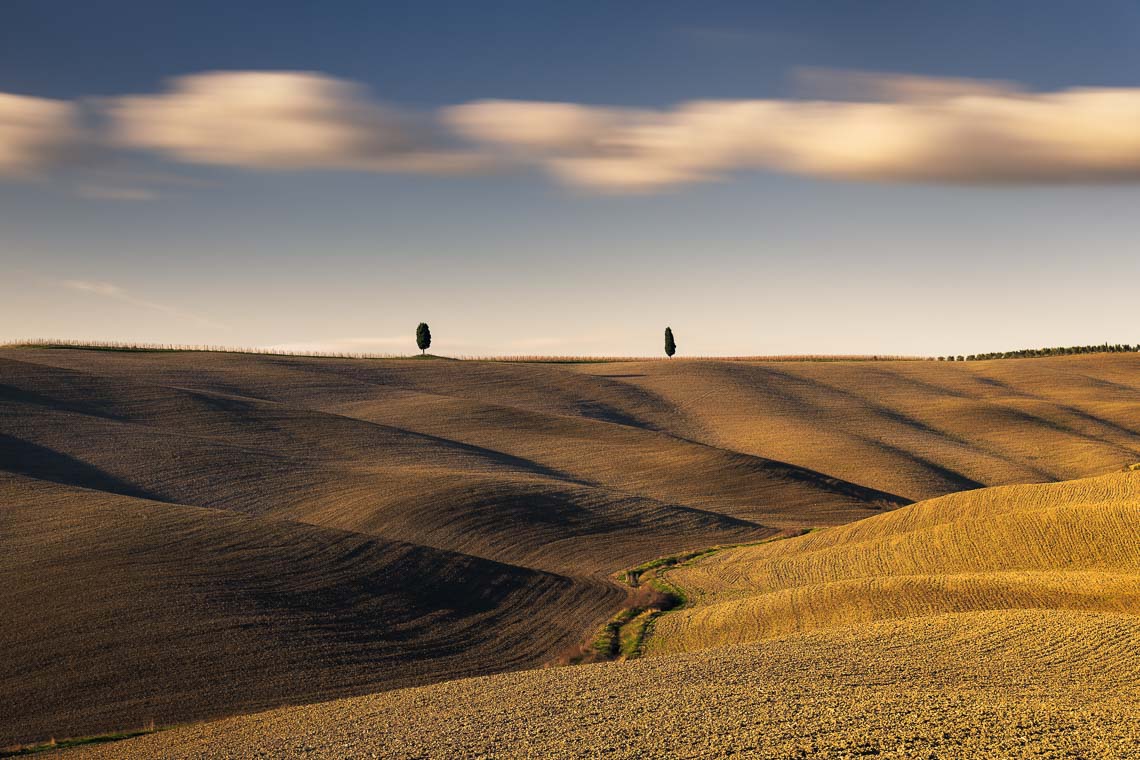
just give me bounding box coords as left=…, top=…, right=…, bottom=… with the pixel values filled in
left=664, top=327, right=676, bottom=358
left=416, top=322, right=432, bottom=355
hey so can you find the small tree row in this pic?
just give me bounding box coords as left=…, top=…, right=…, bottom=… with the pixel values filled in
left=937, top=343, right=1139, bottom=362
left=411, top=326, right=1136, bottom=361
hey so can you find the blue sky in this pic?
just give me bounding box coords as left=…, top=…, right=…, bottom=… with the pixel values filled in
left=2, top=1, right=1139, bottom=355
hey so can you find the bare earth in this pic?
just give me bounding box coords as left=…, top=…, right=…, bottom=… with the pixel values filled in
left=68, top=465, right=1140, bottom=759
left=2, top=349, right=1139, bottom=754
left=70, top=610, right=1140, bottom=759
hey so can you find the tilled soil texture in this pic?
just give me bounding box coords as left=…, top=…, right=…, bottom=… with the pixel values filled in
left=68, top=610, right=1140, bottom=759
left=3, top=348, right=1138, bottom=746
left=651, top=470, right=1140, bottom=654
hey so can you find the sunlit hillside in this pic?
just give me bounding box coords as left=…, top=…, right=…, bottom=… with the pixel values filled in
left=572, top=355, right=1140, bottom=502
left=648, top=469, right=1140, bottom=653
left=2, top=347, right=1138, bottom=749
left=67, top=470, right=1140, bottom=759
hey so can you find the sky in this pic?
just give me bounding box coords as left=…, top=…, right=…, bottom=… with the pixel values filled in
left=2, top=0, right=1140, bottom=357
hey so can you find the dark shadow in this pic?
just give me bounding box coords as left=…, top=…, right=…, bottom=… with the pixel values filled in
left=0, top=434, right=160, bottom=501
left=573, top=400, right=651, bottom=428
left=971, top=375, right=1140, bottom=441
left=726, top=451, right=913, bottom=507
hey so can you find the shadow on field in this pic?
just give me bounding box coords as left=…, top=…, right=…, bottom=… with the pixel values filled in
left=0, top=434, right=158, bottom=501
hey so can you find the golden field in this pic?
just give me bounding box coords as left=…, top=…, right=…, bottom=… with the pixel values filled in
left=1, top=347, right=1138, bottom=755
left=66, top=465, right=1140, bottom=759
left=68, top=609, right=1140, bottom=758
left=649, top=470, right=1140, bottom=653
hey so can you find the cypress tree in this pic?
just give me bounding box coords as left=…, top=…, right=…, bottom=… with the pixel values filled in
left=416, top=322, right=431, bottom=355
left=664, top=327, right=676, bottom=358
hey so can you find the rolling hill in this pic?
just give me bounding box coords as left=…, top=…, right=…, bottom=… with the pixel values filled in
left=66, top=468, right=1140, bottom=759
left=0, top=474, right=619, bottom=746
left=648, top=468, right=1140, bottom=653
left=572, top=356, right=1140, bottom=501
left=1, top=347, right=1138, bottom=748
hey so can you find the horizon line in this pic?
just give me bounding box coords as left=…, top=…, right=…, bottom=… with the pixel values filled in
left=3, top=338, right=1136, bottom=363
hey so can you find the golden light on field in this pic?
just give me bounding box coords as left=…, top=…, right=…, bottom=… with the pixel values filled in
left=650, top=470, right=1140, bottom=652
left=3, top=348, right=1139, bottom=756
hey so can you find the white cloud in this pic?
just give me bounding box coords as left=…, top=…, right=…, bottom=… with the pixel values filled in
left=445, top=73, right=1140, bottom=191
left=10, top=69, right=1140, bottom=194
left=63, top=280, right=226, bottom=329
left=0, top=93, right=82, bottom=178
left=109, top=71, right=488, bottom=173
left=64, top=280, right=124, bottom=297
left=444, top=100, right=644, bottom=153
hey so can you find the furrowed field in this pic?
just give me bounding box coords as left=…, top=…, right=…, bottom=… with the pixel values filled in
left=2, top=347, right=1138, bottom=757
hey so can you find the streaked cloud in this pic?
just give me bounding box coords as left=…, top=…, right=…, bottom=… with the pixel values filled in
left=63, top=280, right=227, bottom=329
left=446, top=74, right=1140, bottom=191
left=63, top=280, right=124, bottom=297
left=0, top=93, right=83, bottom=178
left=6, top=70, right=1140, bottom=193
left=444, top=100, right=639, bottom=153
left=108, top=71, right=488, bottom=174
left=791, top=68, right=1022, bottom=102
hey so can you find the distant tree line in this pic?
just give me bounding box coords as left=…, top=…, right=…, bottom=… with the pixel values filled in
left=13, top=329, right=1135, bottom=364
left=936, top=343, right=1139, bottom=362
